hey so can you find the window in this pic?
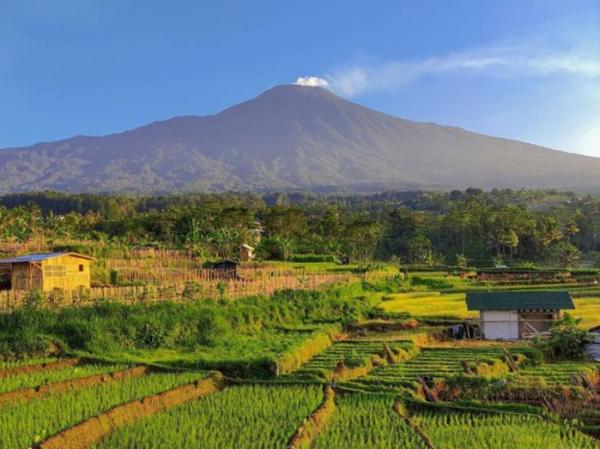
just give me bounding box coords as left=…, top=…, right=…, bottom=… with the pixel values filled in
left=79, top=264, right=84, bottom=272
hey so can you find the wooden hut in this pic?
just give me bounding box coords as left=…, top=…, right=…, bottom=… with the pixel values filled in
left=466, top=290, right=574, bottom=340
left=0, top=252, right=93, bottom=292
left=212, top=259, right=239, bottom=280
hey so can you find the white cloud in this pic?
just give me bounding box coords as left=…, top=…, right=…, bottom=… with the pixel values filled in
left=294, top=76, right=330, bottom=88
left=327, top=39, right=600, bottom=96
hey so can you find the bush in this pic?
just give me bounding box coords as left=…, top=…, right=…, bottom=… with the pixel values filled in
left=535, top=313, right=595, bottom=361
left=110, top=269, right=120, bottom=286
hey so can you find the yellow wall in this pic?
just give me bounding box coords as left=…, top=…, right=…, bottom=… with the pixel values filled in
left=10, top=255, right=91, bottom=291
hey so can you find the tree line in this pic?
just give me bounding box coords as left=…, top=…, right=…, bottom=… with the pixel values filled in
left=0, top=189, right=599, bottom=267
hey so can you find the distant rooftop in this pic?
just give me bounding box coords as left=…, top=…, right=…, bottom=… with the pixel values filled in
left=0, top=252, right=93, bottom=264
left=466, top=290, right=574, bottom=311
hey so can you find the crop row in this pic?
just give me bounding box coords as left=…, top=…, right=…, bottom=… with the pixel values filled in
left=312, top=394, right=427, bottom=449
left=514, top=362, right=598, bottom=386
left=0, top=370, right=204, bottom=449
left=0, top=363, right=129, bottom=394
left=94, top=385, right=323, bottom=449
left=414, top=410, right=598, bottom=448
left=350, top=347, right=511, bottom=391
left=287, top=340, right=415, bottom=381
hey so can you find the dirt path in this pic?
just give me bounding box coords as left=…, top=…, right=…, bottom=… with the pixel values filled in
left=288, top=385, right=335, bottom=449
left=0, top=365, right=149, bottom=406
left=0, top=358, right=81, bottom=378
left=35, top=373, right=225, bottom=449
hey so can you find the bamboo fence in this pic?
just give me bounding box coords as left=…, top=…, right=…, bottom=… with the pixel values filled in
left=0, top=271, right=360, bottom=313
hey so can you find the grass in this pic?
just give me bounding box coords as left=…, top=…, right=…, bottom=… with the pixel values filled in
left=0, top=370, right=206, bottom=449
left=104, top=327, right=333, bottom=378
left=380, top=292, right=476, bottom=321
left=0, top=362, right=129, bottom=394
left=312, top=394, right=426, bottom=449
left=414, top=410, right=599, bottom=449
left=95, top=385, right=323, bottom=449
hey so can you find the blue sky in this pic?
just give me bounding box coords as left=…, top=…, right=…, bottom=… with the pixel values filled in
left=1, top=0, right=599, bottom=156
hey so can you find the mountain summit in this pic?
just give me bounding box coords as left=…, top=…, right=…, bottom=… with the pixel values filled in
left=1, top=84, right=600, bottom=193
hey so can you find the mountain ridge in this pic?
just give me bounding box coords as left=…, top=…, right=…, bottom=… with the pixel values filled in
left=1, top=84, right=599, bottom=193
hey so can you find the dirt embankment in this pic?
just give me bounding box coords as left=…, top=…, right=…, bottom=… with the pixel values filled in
left=35, top=373, right=225, bottom=449
left=0, top=358, right=81, bottom=378
left=393, top=398, right=437, bottom=449
left=0, top=365, right=149, bottom=407
left=288, top=385, right=335, bottom=449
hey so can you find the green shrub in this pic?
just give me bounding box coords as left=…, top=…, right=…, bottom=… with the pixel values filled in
left=109, top=269, right=120, bottom=286
left=534, top=314, right=594, bottom=361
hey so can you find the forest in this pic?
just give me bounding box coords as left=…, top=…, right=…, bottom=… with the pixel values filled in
left=0, top=188, right=596, bottom=268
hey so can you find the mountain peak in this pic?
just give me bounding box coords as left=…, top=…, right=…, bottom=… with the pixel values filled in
left=1, top=86, right=600, bottom=193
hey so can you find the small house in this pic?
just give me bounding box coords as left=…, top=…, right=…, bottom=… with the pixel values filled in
left=466, top=290, right=574, bottom=340
left=0, top=252, right=93, bottom=292
left=239, top=244, right=255, bottom=262
left=212, top=259, right=239, bottom=279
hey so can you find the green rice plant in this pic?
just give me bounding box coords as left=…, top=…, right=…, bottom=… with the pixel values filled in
left=514, top=361, right=599, bottom=386
left=313, top=394, right=427, bottom=449
left=285, top=340, right=414, bottom=381
left=95, top=385, right=322, bottom=449
left=0, top=357, right=57, bottom=369
left=352, top=347, right=512, bottom=391
left=414, top=410, right=598, bottom=449
left=0, top=371, right=205, bottom=449
left=0, top=363, right=129, bottom=393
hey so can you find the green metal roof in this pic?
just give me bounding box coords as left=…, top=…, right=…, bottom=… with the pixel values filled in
left=466, top=290, right=574, bottom=311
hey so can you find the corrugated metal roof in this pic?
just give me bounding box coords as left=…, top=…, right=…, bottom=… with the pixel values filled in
left=0, top=252, right=93, bottom=264
left=466, top=290, right=574, bottom=311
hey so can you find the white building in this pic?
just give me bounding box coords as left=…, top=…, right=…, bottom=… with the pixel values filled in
left=466, top=290, right=574, bottom=340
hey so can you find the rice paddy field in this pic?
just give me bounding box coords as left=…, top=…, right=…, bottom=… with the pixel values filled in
left=1, top=271, right=600, bottom=449
left=0, top=367, right=206, bottom=449
left=414, top=410, right=599, bottom=449
left=312, top=394, right=426, bottom=449
left=0, top=362, right=129, bottom=393
left=382, top=290, right=600, bottom=328
left=95, top=385, right=323, bottom=449
left=284, top=340, right=415, bottom=381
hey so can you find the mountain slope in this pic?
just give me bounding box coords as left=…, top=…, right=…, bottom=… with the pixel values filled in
left=1, top=84, right=599, bottom=193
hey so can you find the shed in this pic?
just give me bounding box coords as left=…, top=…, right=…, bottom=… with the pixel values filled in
left=0, top=252, right=93, bottom=292
left=466, top=290, right=574, bottom=340
left=212, top=259, right=239, bottom=279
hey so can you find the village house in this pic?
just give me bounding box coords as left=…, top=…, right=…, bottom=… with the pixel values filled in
left=0, top=252, right=93, bottom=292
left=466, top=290, right=574, bottom=340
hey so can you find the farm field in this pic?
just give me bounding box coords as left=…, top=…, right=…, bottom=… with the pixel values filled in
left=284, top=339, right=416, bottom=382
left=382, top=290, right=600, bottom=329
left=0, top=362, right=128, bottom=393
left=414, top=410, right=599, bottom=449
left=0, top=367, right=207, bottom=449
left=1, top=266, right=600, bottom=448
left=312, top=394, right=427, bottom=449
left=95, top=385, right=323, bottom=449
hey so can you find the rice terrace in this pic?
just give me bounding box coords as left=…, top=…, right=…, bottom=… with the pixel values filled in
left=1, top=189, right=600, bottom=449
